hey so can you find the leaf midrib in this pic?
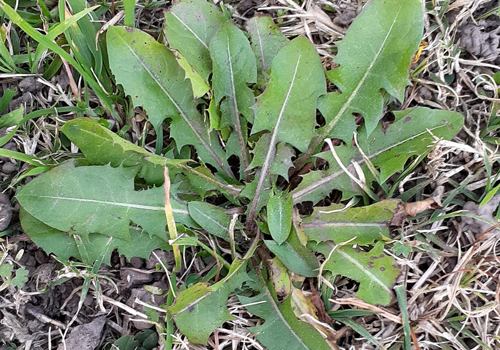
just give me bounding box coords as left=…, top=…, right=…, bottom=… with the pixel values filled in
left=298, top=6, right=405, bottom=166
left=260, top=286, right=311, bottom=350
left=226, top=39, right=250, bottom=173
left=292, top=125, right=444, bottom=203
left=248, top=56, right=301, bottom=221
left=303, top=222, right=386, bottom=228
left=191, top=206, right=229, bottom=236
left=31, top=195, right=188, bottom=215
left=170, top=12, right=208, bottom=49
left=115, top=32, right=227, bottom=174
left=336, top=248, right=392, bottom=295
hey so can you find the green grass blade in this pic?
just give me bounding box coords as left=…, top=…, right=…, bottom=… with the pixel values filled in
left=395, top=285, right=411, bottom=350
left=0, top=148, right=53, bottom=166
left=0, top=37, right=15, bottom=69
left=124, top=0, right=135, bottom=27
left=335, top=317, right=382, bottom=347
left=0, top=88, right=16, bottom=114
left=32, top=5, right=99, bottom=67
left=0, top=0, right=118, bottom=118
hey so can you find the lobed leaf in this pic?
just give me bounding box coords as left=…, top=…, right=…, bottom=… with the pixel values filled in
left=311, top=242, right=399, bottom=305
left=183, top=165, right=242, bottom=199
left=19, top=209, right=170, bottom=265
left=209, top=24, right=257, bottom=178
left=297, top=0, right=424, bottom=166
left=174, top=51, right=210, bottom=98
left=292, top=107, right=464, bottom=204
left=248, top=37, right=326, bottom=221
left=248, top=134, right=295, bottom=181
left=303, top=200, right=400, bottom=245
left=164, top=0, right=228, bottom=81
left=239, top=271, right=333, bottom=350
left=246, top=16, right=289, bottom=75
left=16, top=163, right=195, bottom=242
left=62, top=118, right=184, bottom=185
left=251, top=37, right=326, bottom=152
left=106, top=26, right=232, bottom=177
left=169, top=259, right=248, bottom=344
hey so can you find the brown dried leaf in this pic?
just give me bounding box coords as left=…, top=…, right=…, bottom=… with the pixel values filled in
left=405, top=198, right=440, bottom=217
left=290, top=288, right=338, bottom=344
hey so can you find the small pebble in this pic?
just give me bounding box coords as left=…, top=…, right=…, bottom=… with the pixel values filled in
left=2, top=162, right=17, bottom=174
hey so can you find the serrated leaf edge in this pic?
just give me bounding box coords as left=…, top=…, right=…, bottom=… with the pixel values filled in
left=248, top=57, right=301, bottom=222
left=112, top=29, right=231, bottom=177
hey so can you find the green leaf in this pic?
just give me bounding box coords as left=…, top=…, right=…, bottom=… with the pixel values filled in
left=169, top=259, right=248, bottom=344
left=164, top=0, right=227, bottom=82
left=12, top=267, right=28, bottom=288
left=210, top=24, right=256, bottom=124
left=248, top=37, right=326, bottom=221
left=0, top=106, right=23, bottom=128
left=62, top=118, right=183, bottom=185
left=209, top=24, right=256, bottom=178
left=480, top=182, right=500, bottom=207
left=19, top=208, right=171, bottom=265
left=188, top=201, right=233, bottom=241
left=106, top=26, right=232, bottom=177
left=174, top=51, right=210, bottom=98
left=16, top=162, right=193, bottom=242
left=0, top=88, right=16, bottom=114
left=303, top=200, right=399, bottom=245
left=248, top=134, right=295, bottom=181
left=238, top=272, right=332, bottom=350
left=392, top=242, right=412, bottom=257
left=246, top=16, right=289, bottom=75
left=334, top=317, right=383, bottom=348
left=114, top=335, right=139, bottom=350
left=312, top=241, right=399, bottom=305
left=292, top=107, right=464, bottom=204
left=239, top=177, right=271, bottom=214
left=123, top=0, right=135, bottom=27
left=135, top=330, right=158, bottom=350
left=251, top=37, right=326, bottom=153
left=265, top=230, right=318, bottom=277
left=20, top=208, right=80, bottom=261
left=0, top=263, right=13, bottom=277
left=182, top=165, right=242, bottom=199
left=297, top=0, right=424, bottom=166
left=267, top=191, right=293, bottom=245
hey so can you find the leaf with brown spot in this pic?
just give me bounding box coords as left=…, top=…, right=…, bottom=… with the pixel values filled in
left=303, top=200, right=399, bottom=245
left=311, top=241, right=398, bottom=305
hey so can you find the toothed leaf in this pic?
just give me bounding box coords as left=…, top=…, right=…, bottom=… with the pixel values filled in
left=292, top=107, right=464, bottom=204
left=17, top=163, right=194, bottom=241
left=246, top=16, right=289, bottom=75
left=107, top=26, right=231, bottom=175
left=209, top=24, right=256, bottom=178
left=169, top=260, right=248, bottom=344
left=311, top=242, right=399, bottom=305
left=164, top=0, right=228, bottom=81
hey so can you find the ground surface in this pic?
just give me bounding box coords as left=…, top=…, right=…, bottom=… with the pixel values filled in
left=1, top=0, right=500, bottom=349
